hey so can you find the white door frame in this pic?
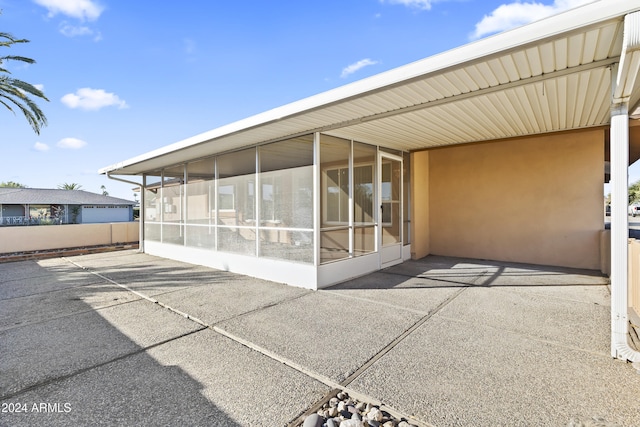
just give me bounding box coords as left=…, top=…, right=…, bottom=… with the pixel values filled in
left=378, top=151, right=403, bottom=268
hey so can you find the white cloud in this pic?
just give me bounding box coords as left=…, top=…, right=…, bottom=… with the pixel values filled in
left=61, top=88, right=128, bottom=111
left=59, top=23, right=93, bottom=37
left=33, top=0, right=104, bottom=21
left=381, top=0, right=434, bottom=10
left=57, top=137, right=87, bottom=149
left=341, top=59, right=379, bottom=78
left=34, top=142, right=50, bottom=152
left=471, top=0, right=594, bottom=40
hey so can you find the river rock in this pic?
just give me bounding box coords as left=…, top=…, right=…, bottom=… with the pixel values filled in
left=367, top=407, right=383, bottom=422
left=302, top=413, right=324, bottom=427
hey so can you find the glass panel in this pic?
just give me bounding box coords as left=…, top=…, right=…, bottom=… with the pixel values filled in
left=217, top=149, right=255, bottom=178
left=260, top=137, right=314, bottom=229
left=162, top=168, right=183, bottom=245
left=260, top=230, right=313, bottom=263
left=320, top=228, right=350, bottom=263
left=260, top=135, right=313, bottom=173
left=144, top=223, right=161, bottom=241
left=186, top=159, right=215, bottom=231
left=218, top=175, right=255, bottom=226
left=354, top=226, right=375, bottom=255
left=186, top=180, right=213, bottom=224
left=257, top=137, right=314, bottom=263
left=320, top=135, right=350, bottom=227
left=185, top=224, right=215, bottom=249
left=217, top=149, right=256, bottom=255
left=162, top=182, right=182, bottom=223
left=381, top=158, right=401, bottom=246
left=144, top=175, right=162, bottom=224
left=382, top=203, right=401, bottom=245
left=353, top=142, right=375, bottom=226
left=403, top=151, right=411, bottom=244
left=162, top=223, right=183, bottom=245
left=325, top=168, right=341, bottom=222
left=217, top=226, right=256, bottom=255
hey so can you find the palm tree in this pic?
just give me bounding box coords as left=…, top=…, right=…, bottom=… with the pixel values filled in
left=0, top=27, right=49, bottom=134
left=58, top=183, right=83, bottom=190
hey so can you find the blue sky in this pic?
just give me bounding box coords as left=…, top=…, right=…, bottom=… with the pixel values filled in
left=1, top=0, right=596, bottom=200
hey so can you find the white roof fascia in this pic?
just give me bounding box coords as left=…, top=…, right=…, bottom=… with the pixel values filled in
left=100, top=0, right=640, bottom=175
left=615, top=11, right=640, bottom=102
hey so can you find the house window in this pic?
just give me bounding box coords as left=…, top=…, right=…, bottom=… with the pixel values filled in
left=218, top=185, right=235, bottom=211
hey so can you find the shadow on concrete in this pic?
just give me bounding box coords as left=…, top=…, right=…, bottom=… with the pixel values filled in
left=328, top=255, right=608, bottom=290
left=0, top=259, right=240, bottom=426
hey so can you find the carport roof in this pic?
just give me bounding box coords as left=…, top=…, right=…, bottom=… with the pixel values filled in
left=100, top=0, right=640, bottom=176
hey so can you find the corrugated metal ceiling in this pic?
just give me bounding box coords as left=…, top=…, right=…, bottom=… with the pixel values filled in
left=101, top=2, right=640, bottom=176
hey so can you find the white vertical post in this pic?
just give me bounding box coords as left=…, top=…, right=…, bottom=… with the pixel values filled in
left=313, top=132, right=320, bottom=269
left=214, top=157, right=219, bottom=252
left=140, top=175, right=146, bottom=252
left=182, top=164, right=187, bottom=245
left=610, top=101, right=630, bottom=359
left=610, top=10, right=640, bottom=364
left=348, top=140, right=354, bottom=258
left=255, top=147, right=260, bottom=257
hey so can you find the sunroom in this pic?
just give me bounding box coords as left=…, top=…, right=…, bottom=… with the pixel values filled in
left=102, top=0, right=640, bottom=361
left=137, top=133, right=411, bottom=289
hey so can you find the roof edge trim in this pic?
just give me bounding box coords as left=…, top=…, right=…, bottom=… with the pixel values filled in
left=100, top=0, right=640, bottom=175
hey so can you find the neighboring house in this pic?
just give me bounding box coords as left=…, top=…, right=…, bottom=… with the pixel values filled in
left=101, top=2, right=640, bottom=361
left=0, top=188, right=136, bottom=225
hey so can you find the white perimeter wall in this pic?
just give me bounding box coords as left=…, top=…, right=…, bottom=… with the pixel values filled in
left=0, top=222, right=139, bottom=254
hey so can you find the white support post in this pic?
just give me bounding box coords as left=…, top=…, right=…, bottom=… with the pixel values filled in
left=140, top=175, right=146, bottom=253
left=610, top=11, right=640, bottom=364
left=313, top=132, right=320, bottom=269
left=610, top=102, right=633, bottom=360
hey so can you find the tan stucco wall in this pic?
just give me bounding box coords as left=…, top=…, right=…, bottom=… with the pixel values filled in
left=0, top=222, right=139, bottom=254
left=420, top=129, right=604, bottom=270
left=410, top=150, right=430, bottom=259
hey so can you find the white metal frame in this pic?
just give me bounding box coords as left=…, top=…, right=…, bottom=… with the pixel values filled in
left=378, top=151, right=404, bottom=269
left=610, top=11, right=640, bottom=363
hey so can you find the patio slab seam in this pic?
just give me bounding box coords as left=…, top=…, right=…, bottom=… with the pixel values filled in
left=287, top=268, right=494, bottom=427
left=0, top=327, right=207, bottom=401
left=318, top=290, right=429, bottom=316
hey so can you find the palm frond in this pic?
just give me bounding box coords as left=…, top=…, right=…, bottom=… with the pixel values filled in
left=3, top=77, right=49, bottom=101
left=0, top=55, right=35, bottom=65
left=0, top=25, right=48, bottom=134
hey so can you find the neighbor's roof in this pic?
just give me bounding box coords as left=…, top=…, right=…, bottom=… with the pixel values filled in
left=0, top=188, right=135, bottom=205
left=100, top=0, right=640, bottom=176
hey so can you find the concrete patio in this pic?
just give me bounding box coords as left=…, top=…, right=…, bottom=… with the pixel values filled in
left=1, top=250, right=639, bottom=426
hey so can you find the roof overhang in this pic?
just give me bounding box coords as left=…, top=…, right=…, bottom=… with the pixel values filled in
left=100, top=0, right=640, bottom=176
